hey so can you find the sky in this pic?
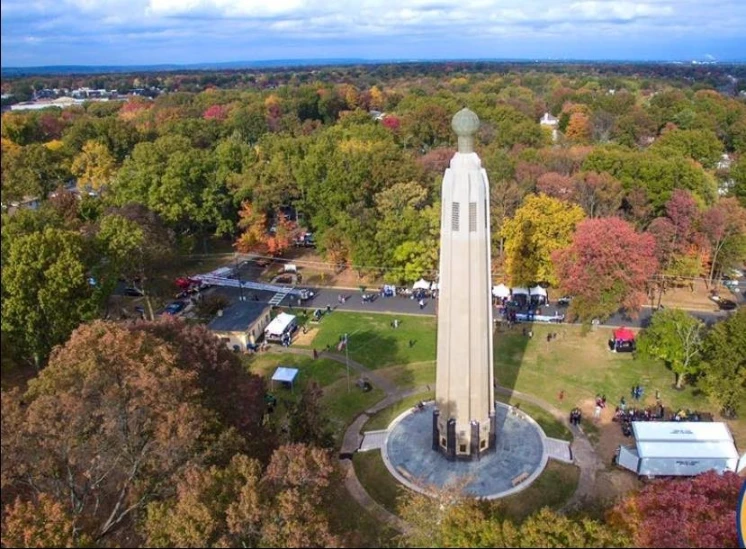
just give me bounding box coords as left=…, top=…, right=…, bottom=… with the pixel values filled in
left=1, top=0, right=745, bottom=67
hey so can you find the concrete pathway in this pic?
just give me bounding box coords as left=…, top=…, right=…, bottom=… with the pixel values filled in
left=544, top=437, right=573, bottom=463
left=492, top=386, right=605, bottom=512
left=359, top=430, right=388, bottom=451
left=268, top=346, right=602, bottom=527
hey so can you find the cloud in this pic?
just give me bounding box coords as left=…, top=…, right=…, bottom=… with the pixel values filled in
left=2, top=0, right=745, bottom=65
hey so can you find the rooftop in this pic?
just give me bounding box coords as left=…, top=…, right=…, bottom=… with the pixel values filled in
left=207, top=301, right=271, bottom=332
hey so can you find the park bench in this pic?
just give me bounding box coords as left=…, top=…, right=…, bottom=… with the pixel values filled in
left=511, top=472, right=529, bottom=487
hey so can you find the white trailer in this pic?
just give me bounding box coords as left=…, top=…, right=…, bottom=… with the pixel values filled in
left=616, top=421, right=745, bottom=477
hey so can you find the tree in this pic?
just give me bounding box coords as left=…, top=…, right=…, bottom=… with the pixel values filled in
left=234, top=201, right=268, bottom=253
left=571, top=171, right=624, bottom=218
left=699, top=309, right=746, bottom=417
left=501, top=194, right=585, bottom=286
left=503, top=508, right=629, bottom=548
left=260, top=444, right=341, bottom=548
left=1, top=494, right=86, bottom=548
left=1, top=143, right=69, bottom=203
left=130, top=318, right=270, bottom=461
left=650, top=128, right=724, bottom=169
left=554, top=217, right=658, bottom=322
left=287, top=381, right=335, bottom=448
left=266, top=211, right=298, bottom=256
left=70, top=139, right=117, bottom=191
left=701, top=198, right=746, bottom=286
left=1, top=321, right=214, bottom=544
left=145, top=454, right=264, bottom=548
left=1, top=228, right=102, bottom=367
left=536, top=172, right=574, bottom=201
left=637, top=308, right=704, bottom=389
left=565, top=112, right=592, bottom=143
left=145, top=445, right=343, bottom=549
left=609, top=471, right=742, bottom=548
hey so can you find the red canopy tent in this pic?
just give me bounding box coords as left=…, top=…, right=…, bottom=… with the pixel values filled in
left=613, top=327, right=636, bottom=342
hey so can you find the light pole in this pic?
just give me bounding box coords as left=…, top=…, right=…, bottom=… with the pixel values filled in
left=341, top=332, right=350, bottom=393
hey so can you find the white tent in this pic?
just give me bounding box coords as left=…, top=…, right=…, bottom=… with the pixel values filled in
left=617, top=421, right=745, bottom=477
left=264, top=313, right=297, bottom=340
left=271, top=366, right=299, bottom=391
left=511, top=287, right=529, bottom=296
left=431, top=282, right=440, bottom=291
left=492, top=284, right=510, bottom=298
left=413, top=279, right=431, bottom=290
left=530, top=285, right=548, bottom=297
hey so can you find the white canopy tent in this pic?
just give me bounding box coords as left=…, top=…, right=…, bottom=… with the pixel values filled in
left=530, top=285, right=548, bottom=297
left=413, top=279, right=432, bottom=290
left=511, top=287, right=529, bottom=296
left=492, top=284, right=510, bottom=298
left=271, top=366, right=299, bottom=391
left=431, top=282, right=440, bottom=291
left=264, top=313, right=297, bottom=340
left=617, top=421, right=745, bottom=477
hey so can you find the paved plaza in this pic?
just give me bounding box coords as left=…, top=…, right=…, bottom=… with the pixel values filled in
left=382, top=401, right=548, bottom=499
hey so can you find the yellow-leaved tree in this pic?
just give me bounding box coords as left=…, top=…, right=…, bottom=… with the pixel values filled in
left=500, top=193, right=585, bottom=286
left=71, top=139, right=117, bottom=191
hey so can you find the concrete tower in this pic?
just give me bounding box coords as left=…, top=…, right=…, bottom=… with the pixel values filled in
left=433, top=108, right=496, bottom=460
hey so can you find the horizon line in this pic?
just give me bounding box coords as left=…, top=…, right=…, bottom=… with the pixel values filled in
left=3, top=56, right=746, bottom=74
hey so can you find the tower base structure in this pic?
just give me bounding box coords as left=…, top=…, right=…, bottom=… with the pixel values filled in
left=431, top=408, right=497, bottom=461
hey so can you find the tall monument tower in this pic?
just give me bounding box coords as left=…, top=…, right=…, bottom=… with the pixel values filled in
left=433, top=108, right=496, bottom=460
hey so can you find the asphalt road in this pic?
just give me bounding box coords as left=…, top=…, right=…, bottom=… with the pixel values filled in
left=191, top=259, right=745, bottom=328
left=292, top=287, right=732, bottom=328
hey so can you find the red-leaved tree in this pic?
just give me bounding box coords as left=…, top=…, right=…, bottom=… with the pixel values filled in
left=554, top=217, right=658, bottom=321
left=608, top=470, right=742, bottom=548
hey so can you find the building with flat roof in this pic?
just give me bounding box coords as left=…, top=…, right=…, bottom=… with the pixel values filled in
left=207, top=301, right=272, bottom=351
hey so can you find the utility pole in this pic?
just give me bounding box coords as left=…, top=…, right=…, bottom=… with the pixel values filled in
left=343, top=332, right=350, bottom=393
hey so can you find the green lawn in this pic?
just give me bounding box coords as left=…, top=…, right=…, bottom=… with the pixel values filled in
left=299, top=312, right=436, bottom=369
left=353, top=451, right=407, bottom=516
left=364, top=391, right=435, bottom=431
left=243, top=353, right=383, bottom=443
left=376, top=361, right=436, bottom=391
left=495, top=395, right=572, bottom=441
left=286, top=312, right=745, bottom=446
left=499, top=461, right=580, bottom=521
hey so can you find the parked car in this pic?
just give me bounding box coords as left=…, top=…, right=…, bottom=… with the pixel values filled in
left=123, top=287, right=144, bottom=297
left=718, top=299, right=738, bottom=311
left=556, top=296, right=572, bottom=307
left=163, top=301, right=186, bottom=315
left=298, top=289, right=315, bottom=301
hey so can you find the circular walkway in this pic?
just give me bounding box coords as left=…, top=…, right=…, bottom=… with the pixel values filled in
left=383, top=401, right=547, bottom=499
left=270, top=347, right=603, bottom=531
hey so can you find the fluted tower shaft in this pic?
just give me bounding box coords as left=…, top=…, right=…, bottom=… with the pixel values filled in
left=433, top=108, right=495, bottom=460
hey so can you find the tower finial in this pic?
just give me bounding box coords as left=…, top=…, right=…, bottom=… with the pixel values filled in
left=451, top=108, right=480, bottom=153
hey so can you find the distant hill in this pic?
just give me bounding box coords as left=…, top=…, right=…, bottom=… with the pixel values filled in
left=0, top=59, right=374, bottom=77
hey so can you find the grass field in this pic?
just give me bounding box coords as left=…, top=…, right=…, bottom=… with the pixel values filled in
left=495, top=394, right=572, bottom=441
left=303, top=312, right=745, bottom=446
left=364, top=391, right=436, bottom=431
left=243, top=353, right=384, bottom=442
left=297, top=312, right=436, bottom=369
left=493, top=323, right=746, bottom=444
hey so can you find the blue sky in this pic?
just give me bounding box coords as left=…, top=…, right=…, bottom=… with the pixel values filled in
left=2, top=0, right=745, bottom=67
